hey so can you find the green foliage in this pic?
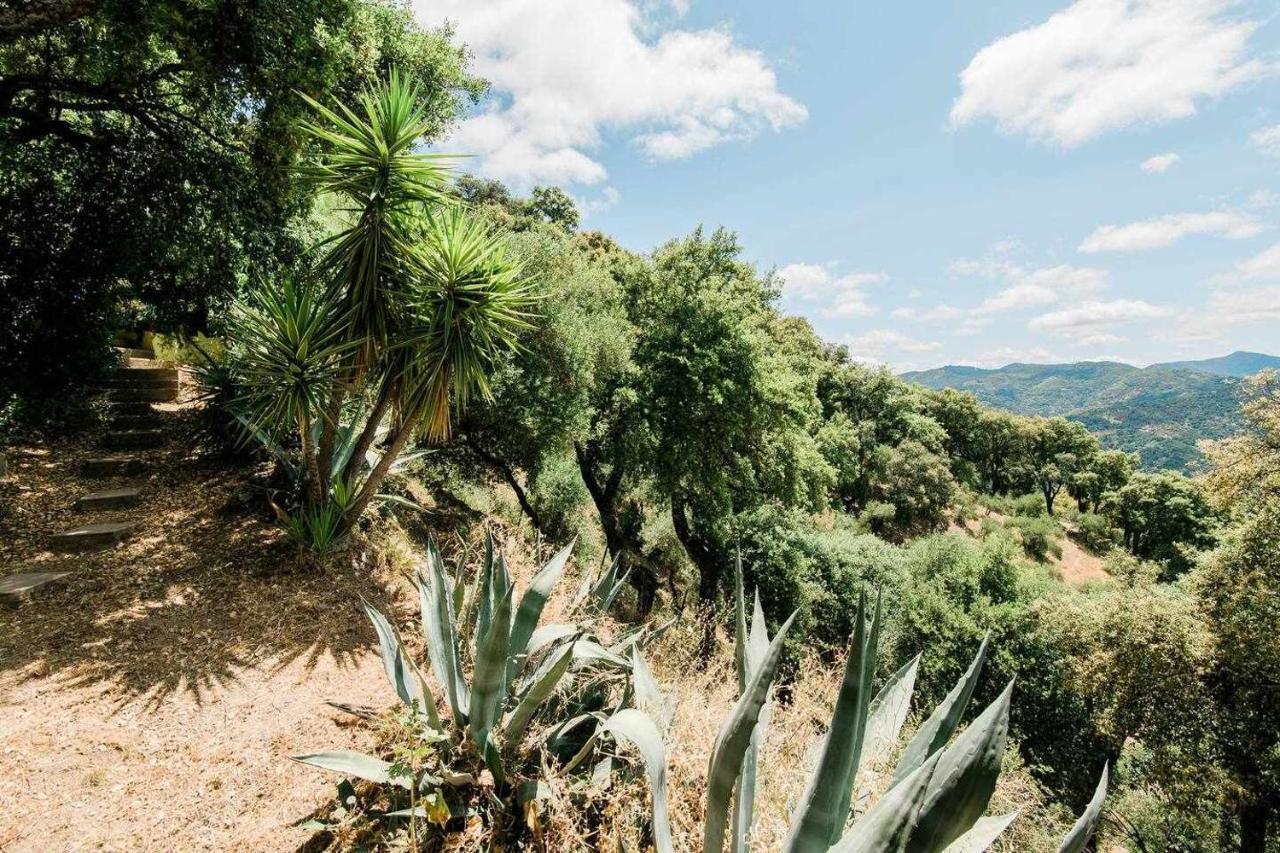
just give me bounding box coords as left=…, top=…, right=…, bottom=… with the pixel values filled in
left=0, top=0, right=482, bottom=431
left=1074, top=512, right=1116, bottom=553
left=1102, top=471, right=1216, bottom=578
left=1009, top=516, right=1062, bottom=562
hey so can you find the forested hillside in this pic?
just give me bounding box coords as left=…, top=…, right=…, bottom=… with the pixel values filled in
left=902, top=359, right=1260, bottom=470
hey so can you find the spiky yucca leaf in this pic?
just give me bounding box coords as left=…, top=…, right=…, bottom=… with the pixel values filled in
left=1058, top=763, right=1109, bottom=853
left=506, top=539, right=576, bottom=684
left=831, top=752, right=941, bottom=853
left=892, top=634, right=990, bottom=784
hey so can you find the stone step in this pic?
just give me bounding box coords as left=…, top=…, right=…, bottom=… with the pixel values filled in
left=1, top=572, right=72, bottom=604
left=125, top=357, right=165, bottom=369
left=106, top=401, right=157, bottom=417
left=103, top=374, right=179, bottom=390
left=103, top=385, right=179, bottom=403
left=83, top=455, right=149, bottom=477
left=109, top=412, right=161, bottom=429
left=115, top=365, right=178, bottom=381
left=49, top=521, right=137, bottom=552
left=76, top=487, right=143, bottom=511
left=114, top=346, right=155, bottom=361
left=102, top=429, right=164, bottom=450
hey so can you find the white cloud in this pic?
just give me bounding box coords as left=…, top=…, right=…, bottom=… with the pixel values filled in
left=1175, top=286, right=1280, bottom=340
left=965, top=346, right=1063, bottom=368
left=1230, top=242, right=1280, bottom=281
left=777, top=263, right=885, bottom=319
left=579, top=186, right=621, bottom=217
left=951, top=0, right=1271, bottom=147
left=892, top=304, right=964, bottom=322
left=1249, top=124, right=1280, bottom=157
left=1029, top=299, right=1171, bottom=338
left=960, top=262, right=1109, bottom=315
left=1079, top=210, right=1265, bottom=253
left=955, top=317, right=992, bottom=337
left=1140, top=152, right=1181, bottom=173
left=419, top=0, right=806, bottom=187
left=844, top=329, right=943, bottom=362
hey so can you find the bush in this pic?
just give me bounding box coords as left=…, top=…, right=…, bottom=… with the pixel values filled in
left=1012, top=492, right=1048, bottom=518
left=152, top=332, right=227, bottom=366
left=1010, top=515, right=1062, bottom=562
left=528, top=452, right=591, bottom=538
left=1076, top=512, right=1117, bottom=553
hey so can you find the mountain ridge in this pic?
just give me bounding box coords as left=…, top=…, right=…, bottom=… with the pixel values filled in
left=901, top=352, right=1279, bottom=471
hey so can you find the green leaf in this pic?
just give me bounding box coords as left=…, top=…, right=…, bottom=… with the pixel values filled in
left=468, top=584, right=514, bottom=748
left=831, top=752, right=941, bottom=853
left=504, top=643, right=576, bottom=746
left=863, top=653, right=921, bottom=773
left=786, top=590, right=881, bottom=852
left=1058, top=763, right=1108, bottom=853
left=732, top=590, right=772, bottom=853
left=631, top=646, right=667, bottom=722
left=941, top=811, right=1020, bottom=853
left=361, top=598, right=439, bottom=727
left=291, top=751, right=410, bottom=789
left=602, top=709, right=674, bottom=853
left=703, top=610, right=797, bottom=853
left=506, top=538, right=575, bottom=685
left=905, top=679, right=1014, bottom=853
left=419, top=543, right=469, bottom=723
left=892, top=633, right=990, bottom=784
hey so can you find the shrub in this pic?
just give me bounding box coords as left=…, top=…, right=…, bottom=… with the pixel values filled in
left=1076, top=512, right=1117, bottom=553
left=152, top=331, right=227, bottom=366
left=1011, top=491, right=1048, bottom=518
left=1010, top=515, right=1061, bottom=562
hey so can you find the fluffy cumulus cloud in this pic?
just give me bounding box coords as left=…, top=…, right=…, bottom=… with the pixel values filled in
left=951, top=0, right=1272, bottom=147
left=1177, top=287, right=1280, bottom=340
left=1079, top=210, right=1265, bottom=253
left=951, top=258, right=1109, bottom=315
left=1250, top=124, right=1280, bottom=157
left=965, top=346, right=1064, bottom=368
left=842, top=329, right=942, bottom=368
left=778, top=262, right=885, bottom=319
left=1140, top=152, right=1181, bottom=173
left=416, top=0, right=806, bottom=187
left=891, top=305, right=964, bottom=322
left=1029, top=298, right=1171, bottom=343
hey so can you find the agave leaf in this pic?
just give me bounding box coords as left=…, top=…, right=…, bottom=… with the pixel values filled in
left=468, top=585, right=514, bottom=748
left=291, top=751, right=411, bottom=789
left=420, top=546, right=469, bottom=723
left=732, top=590, right=775, bottom=853
left=830, top=751, right=941, bottom=853
left=506, top=539, right=575, bottom=685
left=631, top=646, right=667, bottom=722
left=361, top=598, right=440, bottom=727
left=733, top=554, right=749, bottom=691
left=602, top=709, right=675, bottom=853
left=1058, top=763, right=1109, bottom=853
left=570, top=638, right=630, bottom=669
left=786, top=590, right=882, bottom=852
left=892, top=633, right=990, bottom=784
left=941, top=811, right=1020, bottom=853
left=474, top=529, right=496, bottom=644
left=862, top=653, right=921, bottom=773
left=527, top=623, right=580, bottom=657
left=703, top=610, right=797, bottom=853
left=451, top=559, right=467, bottom=619
left=504, top=643, right=576, bottom=746
left=905, top=679, right=1014, bottom=853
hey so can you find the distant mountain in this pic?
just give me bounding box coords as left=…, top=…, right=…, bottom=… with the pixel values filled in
left=901, top=354, right=1277, bottom=471
left=1154, top=351, right=1280, bottom=378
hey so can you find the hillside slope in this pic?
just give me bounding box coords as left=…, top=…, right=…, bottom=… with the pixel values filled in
left=902, top=360, right=1251, bottom=471
left=1156, top=350, right=1280, bottom=377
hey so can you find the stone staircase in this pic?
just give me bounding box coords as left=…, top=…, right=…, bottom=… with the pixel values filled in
left=3, top=346, right=179, bottom=603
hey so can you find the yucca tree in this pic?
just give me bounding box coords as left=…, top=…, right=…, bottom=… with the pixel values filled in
left=229, top=71, right=535, bottom=545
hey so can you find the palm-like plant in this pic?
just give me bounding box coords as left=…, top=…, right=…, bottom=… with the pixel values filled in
left=227, top=71, right=535, bottom=546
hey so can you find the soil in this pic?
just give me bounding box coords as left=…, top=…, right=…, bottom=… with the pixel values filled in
left=0, top=404, right=396, bottom=851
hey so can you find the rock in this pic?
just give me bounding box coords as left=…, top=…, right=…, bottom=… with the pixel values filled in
left=83, top=456, right=149, bottom=478
left=0, top=572, right=71, bottom=604
left=102, top=429, right=164, bottom=451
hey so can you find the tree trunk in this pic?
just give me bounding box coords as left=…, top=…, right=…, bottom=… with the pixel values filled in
left=575, top=442, right=658, bottom=616
left=670, top=494, right=721, bottom=605
left=1240, top=801, right=1268, bottom=852
left=465, top=435, right=544, bottom=531
left=341, top=411, right=422, bottom=534
left=342, top=380, right=395, bottom=490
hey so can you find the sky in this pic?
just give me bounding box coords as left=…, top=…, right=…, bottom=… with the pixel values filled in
left=412, top=0, right=1280, bottom=371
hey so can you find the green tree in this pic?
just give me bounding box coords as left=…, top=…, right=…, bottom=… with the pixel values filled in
left=0, top=0, right=483, bottom=431
left=1069, top=448, right=1136, bottom=512
left=1102, top=472, right=1215, bottom=578
left=1027, top=416, right=1098, bottom=515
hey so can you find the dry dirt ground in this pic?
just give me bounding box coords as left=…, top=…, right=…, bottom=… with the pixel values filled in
left=0, top=406, right=401, bottom=851
left=950, top=509, right=1110, bottom=585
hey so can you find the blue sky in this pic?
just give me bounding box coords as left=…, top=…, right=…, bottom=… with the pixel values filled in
left=416, top=0, right=1280, bottom=370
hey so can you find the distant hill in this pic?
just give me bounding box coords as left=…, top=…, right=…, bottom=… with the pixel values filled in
left=901, top=353, right=1277, bottom=471
left=1154, top=351, right=1280, bottom=377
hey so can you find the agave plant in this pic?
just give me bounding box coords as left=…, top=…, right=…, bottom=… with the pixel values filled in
left=593, top=566, right=1110, bottom=853
left=293, top=535, right=635, bottom=834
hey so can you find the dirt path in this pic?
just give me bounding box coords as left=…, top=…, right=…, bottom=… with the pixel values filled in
left=0, top=404, right=397, bottom=851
